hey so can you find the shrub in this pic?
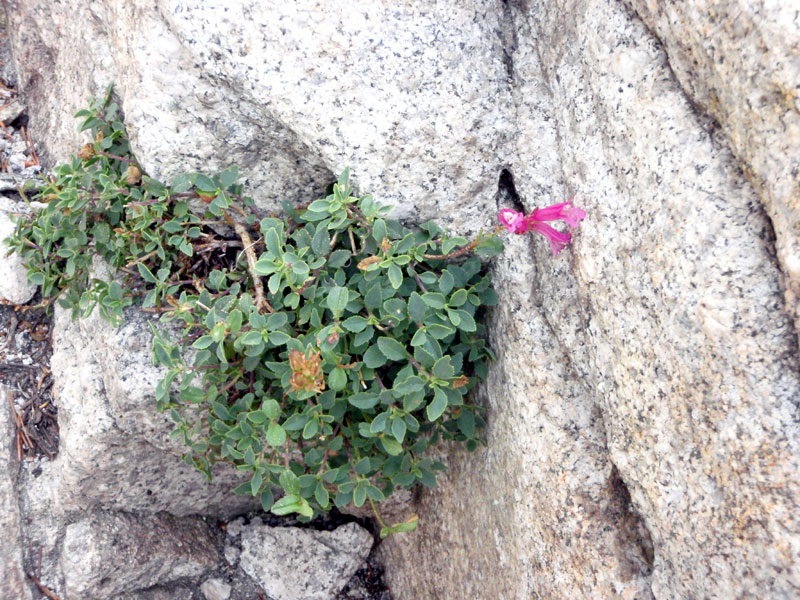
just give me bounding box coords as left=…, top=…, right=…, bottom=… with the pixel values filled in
left=8, top=87, right=503, bottom=536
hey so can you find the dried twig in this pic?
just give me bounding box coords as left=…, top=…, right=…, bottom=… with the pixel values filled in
left=27, top=572, right=63, bottom=600
left=421, top=226, right=503, bottom=260
left=20, top=126, right=40, bottom=167
left=94, top=149, right=137, bottom=165
left=125, top=249, right=157, bottom=268
left=224, top=213, right=273, bottom=314
left=0, top=120, right=14, bottom=141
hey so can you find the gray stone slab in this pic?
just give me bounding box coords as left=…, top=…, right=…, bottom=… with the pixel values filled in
left=0, top=385, right=33, bottom=600
left=61, top=511, right=220, bottom=600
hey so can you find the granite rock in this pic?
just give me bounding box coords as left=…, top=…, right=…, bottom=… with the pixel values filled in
left=118, top=585, right=197, bottom=600
left=4, top=0, right=513, bottom=232
left=234, top=520, right=373, bottom=600
left=49, top=305, right=257, bottom=517
left=0, top=197, right=36, bottom=304
left=200, top=578, right=232, bottom=600
left=380, top=0, right=800, bottom=598
left=508, top=1, right=800, bottom=597
left=378, top=233, right=655, bottom=599
left=61, top=511, right=219, bottom=600
left=626, top=0, right=800, bottom=336
left=3, top=1, right=800, bottom=599
left=0, top=385, right=34, bottom=600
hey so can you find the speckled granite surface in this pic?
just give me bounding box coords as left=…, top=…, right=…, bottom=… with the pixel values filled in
left=0, top=386, right=32, bottom=600
left=626, top=0, right=800, bottom=342
left=2, top=1, right=800, bottom=599
left=4, top=0, right=513, bottom=232
left=384, top=0, right=800, bottom=597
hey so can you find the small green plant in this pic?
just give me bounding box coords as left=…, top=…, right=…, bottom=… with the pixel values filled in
left=9, top=87, right=587, bottom=536
left=8, top=87, right=504, bottom=535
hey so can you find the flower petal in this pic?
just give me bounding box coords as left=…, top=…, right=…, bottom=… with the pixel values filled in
left=528, top=221, right=572, bottom=256
left=498, top=208, right=528, bottom=234
left=530, top=202, right=569, bottom=222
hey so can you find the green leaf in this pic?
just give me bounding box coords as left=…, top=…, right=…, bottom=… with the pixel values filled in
left=366, top=484, right=386, bottom=501
left=270, top=494, right=303, bottom=516
left=266, top=312, right=288, bottom=330
left=422, top=292, right=447, bottom=309
left=353, top=483, right=367, bottom=507
left=307, top=199, right=331, bottom=212
left=269, top=331, right=291, bottom=345
left=227, top=309, right=243, bottom=333
left=315, top=481, right=330, bottom=507
left=279, top=469, right=301, bottom=495
left=410, top=329, right=428, bottom=347
left=136, top=262, right=157, bottom=283
left=194, top=173, right=217, bottom=193
left=439, top=271, right=455, bottom=295
left=427, top=323, right=455, bottom=339
left=266, top=422, right=287, bottom=447
left=381, top=437, right=404, bottom=456
left=408, top=292, right=427, bottom=322
left=327, top=249, right=351, bottom=268
left=372, top=219, right=387, bottom=243
left=265, top=228, right=282, bottom=257
left=219, top=165, right=239, bottom=187
left=426, top=389, right=448, bottom=421
left=377, top=337, right=407, bottom=361
left=153, top=342, right=174, bottom=367
left=303, top=419, right=320, bottom=439
left=380, top=515, right=419, bottom=538
left=262, top=399, right=281, bottom=420
left=432, top=356, right=455, bottom=379
left=260, top=488, right=275, bottom=512
left=311, top=225, right=331, bottom=256
left=240, top=330, right=263, bottom=346
left=458, top=411, right=476, bottom=437
left=355, top=457, right=372, bottom=475
left=364, top=283, right=383, bottom=310
left=392, top=417, right=407, bottom=443
left=393, top=375, right=424, bottom=394
left=387, top=263, right=403, bottom=289
left=442, top=236, right=468, bottom=255
left=251, top=471, right=263, bottom=496
left=448, top=288, right=468, bottom=307
left=447, top=308, right=461, bottom=326
left=338, top=167, right=351, bottom=189
left=454, top=310, right=476, bottom=332
left=283, top=413, right=308, bottom=431
left=327, top=286, right=349, bottom=316
left=211, top=401, right=232, bottom=420
left=268, top=272, right=282, bottom=295
left=342, top=316, right=368, bottom=332
left=329, top=367, right=347, bottom=391
left=247, top=410, right=267, bottom=425
left=348, top=393, right=379, bottom=410
left=363, top=345, right=387, bottom=369
left=474, top=235, right=505, bottom=257
left=253, top=257, right=279, bottom=275
left=108, top=280, right=123, bottom=301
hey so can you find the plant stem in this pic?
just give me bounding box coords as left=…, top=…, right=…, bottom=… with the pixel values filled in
left=422, top=225, right=504, bottom=260
left=369, top=497, right=388, bottom=529
left=224, top=212, right=273, bottom=314
left=95, top=149, right=139, bottom=165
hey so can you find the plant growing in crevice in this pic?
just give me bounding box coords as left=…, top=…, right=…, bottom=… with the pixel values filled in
left=7, top=87, right=585, bottom=536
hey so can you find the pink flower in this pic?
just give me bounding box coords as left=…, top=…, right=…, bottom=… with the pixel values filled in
left=527, top=199, right=586, bottom=256
left=530, top=200, right=587, bottom=228
left=498, top=208, right=529, bottom=234
left=497, top=199, right=586, bottom=257
left=526, top=222, right=573, bottom=256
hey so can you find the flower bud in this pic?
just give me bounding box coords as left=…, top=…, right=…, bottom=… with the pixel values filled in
left=125, top=165, right=142, bottom=185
